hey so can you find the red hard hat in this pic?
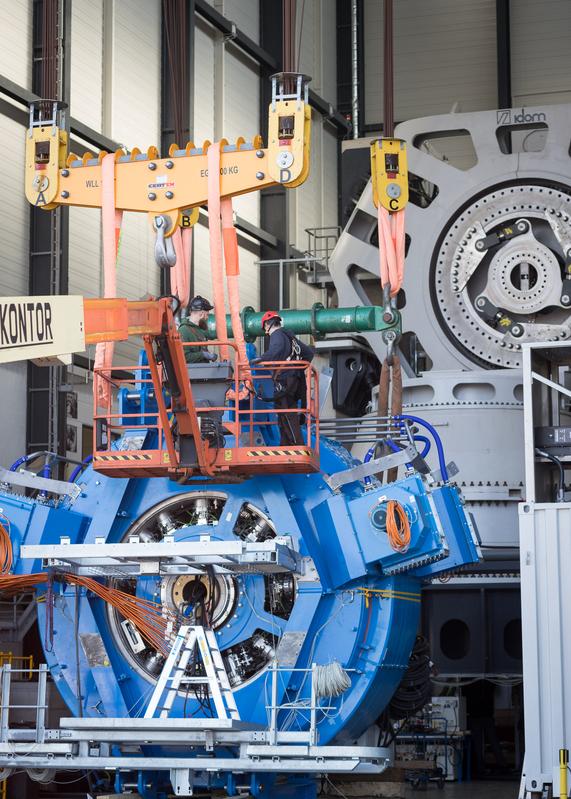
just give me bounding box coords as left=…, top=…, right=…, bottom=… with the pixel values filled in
left=261, top=310, right=281, bottom=326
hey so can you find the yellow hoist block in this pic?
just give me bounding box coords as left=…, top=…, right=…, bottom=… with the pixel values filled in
left=267, top=77, right=311, bottom=188
left=371, top=137, right=408, bottom=213
left=24, top=121, right=68, bottom=210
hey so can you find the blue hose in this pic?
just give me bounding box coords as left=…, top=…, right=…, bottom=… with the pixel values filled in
left=413, top=435, right=431, bottom=459
left=363, top=444, right=378, bottom=486
left=38, top=462, right=52, bottom=499
left=363, top=439, right=401, bottom=485
left=395, top=414, right=449, bottom=482
left=69, top=455, right=93, bottom=483
left=9, top=454, right=30, bottom=472
left=362, top=431, right=435, bottom=487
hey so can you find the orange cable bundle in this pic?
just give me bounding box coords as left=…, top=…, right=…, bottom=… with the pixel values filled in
left=0, top=520, right=13, bottom=574
left=0, top=521, right=174, bottom=655
left=385, top=500, right=411, bottom=553
left=65, top=575, right=175, bottom=657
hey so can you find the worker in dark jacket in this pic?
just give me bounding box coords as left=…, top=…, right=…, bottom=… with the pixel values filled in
left=179, top=296, right=217, bottom=364
left=254, top=311, right=314, bottom=446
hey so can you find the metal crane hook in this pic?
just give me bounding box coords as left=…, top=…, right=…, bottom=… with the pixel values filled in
left=153, top=215, right=177, bottom=269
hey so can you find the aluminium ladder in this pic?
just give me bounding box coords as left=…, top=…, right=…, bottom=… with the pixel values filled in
left=144, top=625, right=239, bottom=721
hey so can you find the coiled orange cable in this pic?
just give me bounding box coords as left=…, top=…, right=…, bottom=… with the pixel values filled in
left=385, top=500, right=411, bottom=553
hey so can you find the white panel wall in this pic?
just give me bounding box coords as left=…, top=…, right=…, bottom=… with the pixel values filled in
left=290, top=116, right=339, bottom=250
left=320, top=0, right=338, bottom=106
left=224, top=47, right=261, bottom=225
left=68, top=0, right=105, bottom=304
left=70, top=0, right=104, bottom=130
left=194, top=21, right=216, bottom=145
left=219, top=0, right=259, bottom=43
left=322, top=125, right=338, bottom=228
left=107, top=0, right=161, bottom=146
left=0, top=0, right=32, bottom=89
left=289, top=114, right=337, bottom=310
left=293, top=112, right=322, bottom=251
left=0, top=363, right=27, bottom=467
left=192, top=221, right=259, bottom=312
left=364, top=0, right=497, bottom=125
left=297, top=0, right=337, bottom=107
left=68, top=0, right=161, bottom=363
left=0, top=114, right=29, bottom=467
left=193, top=223, right=213, bottom=301
left=511, top=0, right=571, bottom=106
left=68, top=208, right=103, bottom=297
left=0, top=115, right=29, bottom=296
left=288, top=1, right=339, bottom=310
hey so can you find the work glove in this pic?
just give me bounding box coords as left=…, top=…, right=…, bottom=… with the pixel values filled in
left=201, top=351, right=218, bottom=362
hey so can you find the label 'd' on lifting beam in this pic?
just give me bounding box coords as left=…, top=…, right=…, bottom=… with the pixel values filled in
left=0, top=295, right=85, bottom=365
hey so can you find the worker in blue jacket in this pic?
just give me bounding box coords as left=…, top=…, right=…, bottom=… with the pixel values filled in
left=253, top=311, right=315, bottom=446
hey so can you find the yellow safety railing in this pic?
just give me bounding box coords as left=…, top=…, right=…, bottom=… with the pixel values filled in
left=0, top=652, right=34, bottom=680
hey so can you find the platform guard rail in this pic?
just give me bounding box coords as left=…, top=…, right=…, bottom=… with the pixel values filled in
left=93, top=339, right=319, bottom=479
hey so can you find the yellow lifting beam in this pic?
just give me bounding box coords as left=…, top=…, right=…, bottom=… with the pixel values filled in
left=25, top=73, right=311, bottom=235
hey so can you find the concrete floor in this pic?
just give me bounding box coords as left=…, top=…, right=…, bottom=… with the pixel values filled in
left=423, top=781, right=519, bottom=799
left=323, top=779, right=521, bottom=799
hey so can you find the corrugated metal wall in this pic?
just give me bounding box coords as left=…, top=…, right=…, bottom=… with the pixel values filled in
left=220, top=0, right=259, bottom=43
left=364, top=0, right=498, bottom=126
left=511, top=0, right=571, bottom=106
left=289, top=1, right=338, bottom=309
left=0, top=0, right=32, bottom=89
left=0, top=114, right=30, bottom=464
left=0, top=116, right=29, bottom=296
left=70, top=0, right=104, bottom=131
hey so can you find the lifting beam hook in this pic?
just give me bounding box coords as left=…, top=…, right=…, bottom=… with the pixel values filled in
left=153, top=215, right=177, bottom=269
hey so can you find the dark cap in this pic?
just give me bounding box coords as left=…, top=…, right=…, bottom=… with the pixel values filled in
left=189, top=295, right=214, bottom=312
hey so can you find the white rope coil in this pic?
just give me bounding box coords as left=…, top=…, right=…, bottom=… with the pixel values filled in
left=314, top=661, right=352, bottom=698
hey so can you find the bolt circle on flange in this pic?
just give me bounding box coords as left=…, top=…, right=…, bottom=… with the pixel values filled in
left=431, top=181, right=571, bottom=368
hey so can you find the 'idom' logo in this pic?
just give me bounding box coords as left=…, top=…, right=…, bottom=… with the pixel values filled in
left=496, top=108, right=547, bottom=125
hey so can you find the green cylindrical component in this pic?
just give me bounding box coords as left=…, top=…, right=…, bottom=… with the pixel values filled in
left=206, top=304, right=400, bottom=341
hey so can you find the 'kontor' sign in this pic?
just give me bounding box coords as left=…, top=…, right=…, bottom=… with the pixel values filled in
left=0, top=300, right=55, bottom=349
left=0, top=295, right=85, bottom=365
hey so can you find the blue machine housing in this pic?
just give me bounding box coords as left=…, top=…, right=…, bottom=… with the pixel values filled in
left=5, top=446, right=479, bottom=742
left=0, top=357, right=480, bottom=796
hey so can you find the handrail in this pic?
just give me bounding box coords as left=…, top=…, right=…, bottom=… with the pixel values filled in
left=0, top=653, right=34, bottom=681
left=92, top=337, right=319, bottom=477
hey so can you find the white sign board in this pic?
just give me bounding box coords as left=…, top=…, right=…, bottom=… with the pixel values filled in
left=0, top=295, right=85, bottom=365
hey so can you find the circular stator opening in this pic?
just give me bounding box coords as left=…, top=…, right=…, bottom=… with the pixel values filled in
left=161, top=572, right=238, bottom=631
left=430, top=181, right=571, bottom=368
left=107, top=492, right=296, bottom=691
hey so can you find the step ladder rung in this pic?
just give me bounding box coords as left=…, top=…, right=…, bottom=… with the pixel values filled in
left=144, top=625, right=241, bottom=722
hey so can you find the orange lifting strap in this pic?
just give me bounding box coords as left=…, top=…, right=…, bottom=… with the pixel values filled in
left=94, top=152, right=123, bottom=408
left=377, top=205, right=405, bottom=298
left=171, top=226, right=192, bottom=310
